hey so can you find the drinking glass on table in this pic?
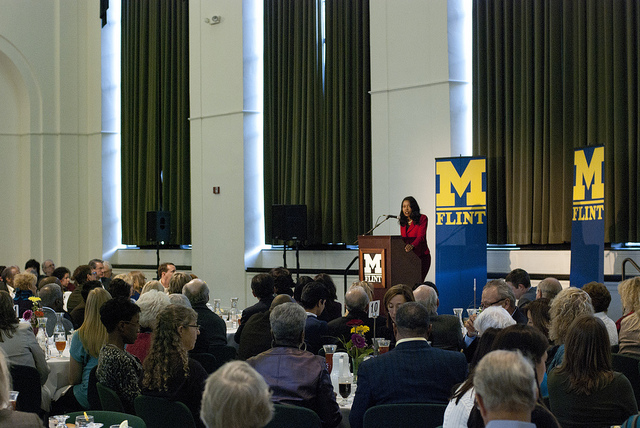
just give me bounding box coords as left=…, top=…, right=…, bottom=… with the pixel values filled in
left=8, top=391, right=18, bottom=410
left=53, top=332, right=66, bottom=357
left=376, top=339, right=390, bottom=354
left=338, top=375, right=352, bottom=406
left=323, top=344, right=337, bottom=374
left=75, top=415, right=94, bottom=427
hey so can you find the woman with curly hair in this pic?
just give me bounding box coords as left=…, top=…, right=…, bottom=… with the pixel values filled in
left=142, top=304, right=208, bottom=428
left=617, top=277, right=640, bottom=356
left=12, top=273, right=37, bottom=317
left=547, top=287, right=593, bottom=372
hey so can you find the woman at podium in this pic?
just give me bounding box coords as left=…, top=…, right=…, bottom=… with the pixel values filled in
left=399, top=196, right=431, bottom=280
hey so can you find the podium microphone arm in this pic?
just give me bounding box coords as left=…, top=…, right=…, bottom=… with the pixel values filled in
left=362, top=215, right=397, bottom=237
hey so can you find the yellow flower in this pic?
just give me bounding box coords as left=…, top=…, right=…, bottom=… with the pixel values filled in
left=28, top=297, right=41, bottom=302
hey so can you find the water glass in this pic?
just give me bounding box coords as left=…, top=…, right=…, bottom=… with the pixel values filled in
left=75, top=415, right=94, bottom=427
left=9, top=390, right=18, bottom=410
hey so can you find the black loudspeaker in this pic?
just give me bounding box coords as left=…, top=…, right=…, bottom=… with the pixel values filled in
left=272, top=205, right=307, bottom=241
left=146, top=211, right=171, bottom=242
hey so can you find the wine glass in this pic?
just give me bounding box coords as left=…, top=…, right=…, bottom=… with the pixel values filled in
left=338, top=375, right=352, bottom=406
left=453, top=308, right=464, bottom=328
left=53, top=415, right=69, bottom=428
left=323, top=344, right=337, bottom=374
left=54, top=332, right=66, bottom=357
left=467, top=308, right=479, bottom=319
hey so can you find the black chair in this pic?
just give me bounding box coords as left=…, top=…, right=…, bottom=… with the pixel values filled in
left=134, top=395, right=196, bottom=428
left=67, top=410, right=146, bottom=428
left=362, top=403, right=447, bottom=428
left=96, top=382, right=126, bottom=413
left=88, top=365, right=101, bottom=410
left=612, top=353, right=640, bottom=407
left=263, top=404, right=322, bottom=428
left=189, top=352, right=218, bottom=373
left=208, top=345, right=237, bottom=371
left=9, top=364, right=41, bottom=415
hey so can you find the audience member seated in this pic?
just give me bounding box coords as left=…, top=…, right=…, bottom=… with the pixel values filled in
left=381, top=284, right=415, bottom=345
left=157, top=262, right=176, bottom=291
left=413, top=284, right=462, bottom=351
left=617, top=277, right=640, bottom=357
left=248, top=302, right=341, bottom=428
left=521, top=298, right=551, bottom=341
left=38, top=283, right=73, bottom=336
left=350, top=280, right=374, bottom=303
left=12, top=273, right=37, bottom=318
left=0, top=350, right=45, bottom=427
left=474, top=350, right=538, bottom=428
left=0, top=266, right=19, bottom=296
left=506, top=268, right=535, bottom=308
left=271, top=267, right=294, bottom=297
left=142, top=304, right=208, bottom=428
left=36, top=275, right=61, bottom=291
left=536, top=277, right=563, bottom=300
left=168, top=293, right=192, bottom=307
left=183, top=279, right=227, bottom=353
left=0, top=291, right=50, bottom=386
left=350, top=302, right=468, bottom=428
left=52, top=288, right=111, bottom=413
left=168, top=272, right=192, bottom=295
left=549, top=315, right=637, bottom=428
left=547, top=287, right=594, bottom=372
left=66, top=265, right=94, bottom=313
left=129, top=271, right=146, bottom=300
left=463, top=305, right=516, bottom=362
left=141, top=280, right=164, bottom=295
left=314, top=273, right=342, bottom=323
left=234, top=273, right=275, bottom=344
left=293, top=276, right=314, bottom=303
left=69, top=280, right=102, bottom=329
left=127, top=290, right=170, bottom=363
left=467, top=325, right=559, bottom=428
left=51, top=266, right=72, bottom=292
left=24, top=259, right=44, bottom=286
left=200, top=361, right=274, bottom=428
left=583, top=281, right=618, bottom=347
left=300, top=282, right=329, bottom=355
left=107, top=277, right=133, bottom=300
left=42, top=259, right=55, bottom=277
left=97, top=297, right=143, bottom=414
left=238, top=295, right=292, bottom=360
left=328, top=286, right=381, bottom=347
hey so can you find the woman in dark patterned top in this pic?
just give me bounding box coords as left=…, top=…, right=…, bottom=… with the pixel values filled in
left=97, top=297, right=143, bottom=414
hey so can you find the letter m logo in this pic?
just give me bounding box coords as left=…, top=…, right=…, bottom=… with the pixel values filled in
left=436, top=159, right=486, bottom=207
left=573, top=147, right=604, bottom=202
left=363, top=253, right=382, bottom=274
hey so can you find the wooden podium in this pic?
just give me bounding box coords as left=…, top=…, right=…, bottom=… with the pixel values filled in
left=358, top=235, right=422, bottom=307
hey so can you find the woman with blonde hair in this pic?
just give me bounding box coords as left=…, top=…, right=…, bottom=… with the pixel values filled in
left=141, top=280, right=164, bottom=295
left=142, top=304, right=208, bottom=428
left=129, top=271, right=146, bottom=300
left=168, top=272, right=192, bottom=295
left=0, top=351, right=44, bottom=427
left=12, top=273, right=37, bottom=317
left=51, top=287, right=111, bottom=413
left=547, top=287, right=593, bottom=372
left=617, top=277, right=640, bottom=356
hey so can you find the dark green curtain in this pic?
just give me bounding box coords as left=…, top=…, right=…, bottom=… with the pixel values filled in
left=473, top=0, right=640, bottom=245
left=121, top=0, right=191, bottom=245
left=264, top=0, right=372, bottom=245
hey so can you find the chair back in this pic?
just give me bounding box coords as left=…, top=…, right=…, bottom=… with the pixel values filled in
left=362, top=403, right=447, bottom=428
left=263, top=404, right=322, bottom=428
left=67, top=410, right=146, bottom=428
left=134, top=395, right=197, bottom=428
left=189, top=352, right=218, bottom=373
left=97, top=382, right=126, bottom=412
left=9, top=364, right=41, bottom=414
left=208, top=345, right=237, bottom=371
left=612, top=353, right=640, bottom=407
left=88, top=365, right=101, bottom=410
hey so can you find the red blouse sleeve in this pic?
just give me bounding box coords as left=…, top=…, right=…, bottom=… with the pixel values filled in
left=410, top=215, right=428, bottom=248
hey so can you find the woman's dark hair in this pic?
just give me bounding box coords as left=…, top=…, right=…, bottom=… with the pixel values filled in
left=398, top=196, right=421, bottom=227
left=522, top=298, right=551, bottom=340
left=558, top=315, right=613, bottom=395
left=314, top=273, right=337, bottom=301
left=383, top=284, right=415, bottom=328
left=72, top=265, right=92, bottom=286
left=270, top=267, right=294, bottom=296
left=100, top=297, right=141, bottom=333
left=451, top=327, right=500, bottom=404
left=52, top=266, right=71, bottom=281
left=0, top=291, right=18, bottom=341
left=492, top=324, right=549, bottom=365
left=582, top=282, right=611, bottom=313
left=294, top=276, right=314, bottom=302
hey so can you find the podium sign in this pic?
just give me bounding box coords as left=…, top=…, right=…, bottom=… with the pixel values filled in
left=360, top=250, right=386, bottom=284
left=435, top=157, right=487, bottom=315
left=570, top=146, right=605, bottom=286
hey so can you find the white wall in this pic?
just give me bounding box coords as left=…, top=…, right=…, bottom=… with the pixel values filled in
left=0, top=1, right=102, bottom=269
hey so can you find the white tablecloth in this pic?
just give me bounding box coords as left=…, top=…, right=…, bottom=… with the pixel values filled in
left=43, top=348, right=71, bottom=410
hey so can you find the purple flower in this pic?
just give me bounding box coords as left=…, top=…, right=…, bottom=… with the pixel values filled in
left=351, top=333, right=366, bottom=349
left=22, top=310, right=32, bottom=322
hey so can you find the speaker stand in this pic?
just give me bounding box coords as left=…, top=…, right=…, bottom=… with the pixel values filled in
left=294, top=240, right=301, bottom=281
left=155, top=241, right=161, bottom=278
left=282, top=242, right=287, bottom=269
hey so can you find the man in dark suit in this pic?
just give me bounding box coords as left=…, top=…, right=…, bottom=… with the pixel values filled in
left=327, top=286, right=383, bottom=346
left=350, top=302, right=468, bottom=428
left=300, top=282, right=329, bottom=355
left=234, top=273, right=275, bottom=343
left=506, top=268, right=536, bottom=308
left=413, top=284, right=462, bottom=351
left=183, top=278, right=227, bottom=353
left=237, top=294, right=293, bottom=360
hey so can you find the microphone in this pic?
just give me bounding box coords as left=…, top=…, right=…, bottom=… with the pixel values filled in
left=385, top=214, right=399, bottom=219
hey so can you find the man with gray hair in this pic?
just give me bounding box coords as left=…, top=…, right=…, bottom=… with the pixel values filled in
left=327, top=286, right=382, bottom=346
left=42, top=259, right=55, bottom=277
left=350, top=302, right=468, bottom=428
left=413, top=284, right=462, bottom=351
left=474, top=350, right=537, bottom=426
left=183, top=278, right=227, bottom=353
left=39, top=283, right=74, bottom=335
left=536, top=277, right=563, bottom=300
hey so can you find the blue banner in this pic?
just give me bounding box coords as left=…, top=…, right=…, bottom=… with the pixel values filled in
left=435, top=157, right=487, bottom=315
left=570, top=146, right=605, bottom=286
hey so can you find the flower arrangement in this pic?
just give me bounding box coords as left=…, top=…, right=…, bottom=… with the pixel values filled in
left=339, top=319, right=373, bottom=378
left=22, top=296, right=44, bottom=322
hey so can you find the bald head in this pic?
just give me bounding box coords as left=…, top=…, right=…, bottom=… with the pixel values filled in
left=345, top=287, right=369, bottom=312
left=270, top=294, right=293, bottom=310
left=182, top=279, right=210, bottom=305
left=39, top=283, right=64, bottom=311
left=537, top=277, right=562, bottom=300
left=413, top=285, right=438, bottom=315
